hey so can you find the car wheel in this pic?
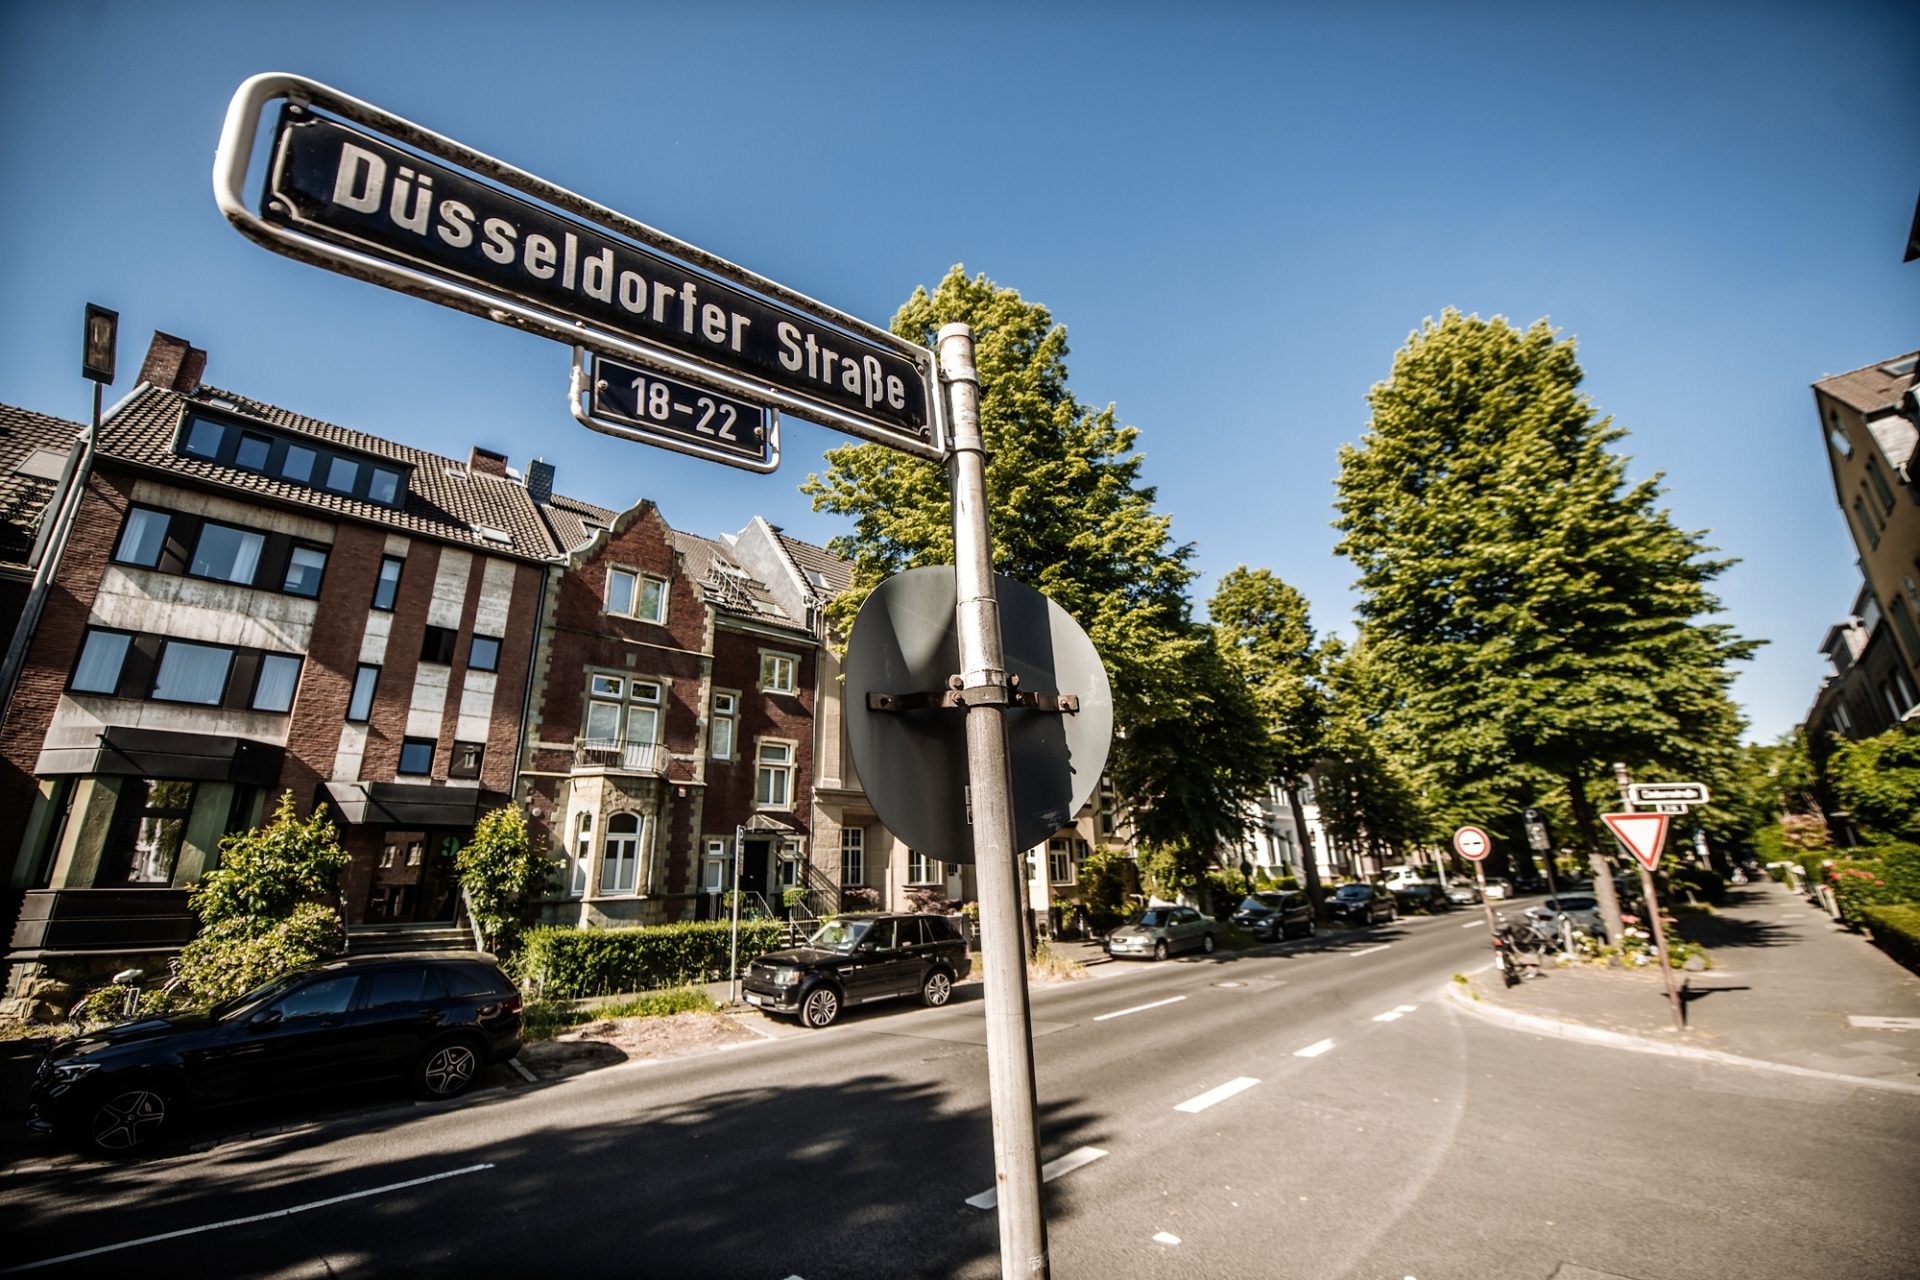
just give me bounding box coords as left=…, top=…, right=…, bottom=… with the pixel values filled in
left=1201, top=932, right=1216, bottom=955
left=416, top=1036, right=483, bottom=1099
left=801, top=985, right=841, bottom=1028
left=86, top=1081, right=177, bottom=1155
left=1153, top=940, right=1168, bottom=962
left=921, top=969, right=954, bottom=1008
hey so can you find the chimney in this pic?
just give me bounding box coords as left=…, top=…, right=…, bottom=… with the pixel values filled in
left=138, top=331, right=207, bottom=394
left=525, top=458, right=555, bottom=504
left=468, top=446, right=508, bottom=477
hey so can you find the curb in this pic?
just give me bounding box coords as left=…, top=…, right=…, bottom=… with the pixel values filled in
left=1440, top=979, right=1920, bottom=1097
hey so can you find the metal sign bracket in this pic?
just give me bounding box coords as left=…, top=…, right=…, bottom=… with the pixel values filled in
left=868, top=674, right=1080, bottom=715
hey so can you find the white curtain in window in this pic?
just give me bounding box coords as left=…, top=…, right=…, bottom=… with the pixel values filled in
left=154, top=641, right=231, bottom=704
left=72, top=631, right=131, bottom=693
left=253, top=654, right=301, bottom=712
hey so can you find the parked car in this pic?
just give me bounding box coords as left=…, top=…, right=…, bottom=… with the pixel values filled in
left=1525, top=894, right=1606, bottom=940
left=1391, top=883, right=1452, bottom=914
left=29, top=953, right=523, bottom=1156
left=742, top=913, right=971, bottom=1029
left=1106, top=906, right=1217, bottom=960
left=1329, top=883, right=1396, bottom=926
left=1446, top=882, right=1482, bottom=907
left=1230, top=891, right=1315, bottom=941
left=1482, top=878, right=1513, bottom=901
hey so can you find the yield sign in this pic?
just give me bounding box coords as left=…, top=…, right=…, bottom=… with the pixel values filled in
left=1602, top=812, right=1670, bottom=871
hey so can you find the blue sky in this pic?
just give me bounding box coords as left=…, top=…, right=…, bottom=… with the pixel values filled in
left=2, top=2, right=1914, bottom=744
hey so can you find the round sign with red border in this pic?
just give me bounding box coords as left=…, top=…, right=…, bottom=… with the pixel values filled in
left=1452, top=825, right=1492, bottom=861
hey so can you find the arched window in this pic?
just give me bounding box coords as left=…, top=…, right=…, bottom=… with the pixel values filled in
left=570, top=811, right=593, bottom=897
left=603, top=812, right=641, bottom=895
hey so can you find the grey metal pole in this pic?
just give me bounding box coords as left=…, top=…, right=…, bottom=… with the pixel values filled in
left=1613, top=764, right=1685, bottom=1032
left=729, top=823, right=745, bottom=1004
left=938, top=322, right=1050, bottom=1279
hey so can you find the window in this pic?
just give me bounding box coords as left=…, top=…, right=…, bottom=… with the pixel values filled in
left=606, top=568, right=636, bottom=616
left=760, top=651, right=797, bottom=694
left=755, top=740, right=795, bottom=808
left=469, top=635, right=501, bottom=672
left=571, top=813, right=592, bottom=897
left=114, top=507, right=169, bottom=568
left=777, top=842, right=802, bottom=890
left=283, top=545, right=328, bottom=597
left=449, top=741, right=485, bottom=779
left=405, top=839, right=425, bottom=867
left=1048, top=837, right=1077, bottom=886
left=908, top=849, right=939, bottom=885
left=100, top=779, right=194, bottom=886
left=704, top=838, right=728, bottom=893
left=636, top=574, right=667, bottom=623
left=1891, top=598, right=1920, bottom=666
left=372, top=556, right=404, bottom=610
left=251, top=653, right=302, bottom=713
left=271, top=975, right=360, bottom=1021
left=364, top=966, right=440, bottom=1008
left=282, top=443, right=316, bottom=484
left=710, top=691, right=737, bottom=759
left=235, top=432, right=273, bottom=471
left=71, top=630, right=132, bottom=694
left=182, top=417, right=225, bottom=459
left=176, top=412, right=409, bottom=508
left=626, top=680, right=660, bottom=745
left=152, top=640, right=232, bottom=705
left=1866, top=457, right=1898, bottom=517
left=348, top=664, right=379, bottom=722
left=1854, top=497, right=1881, bottom=550
left=379, top=842, right=397, bottom=868
left=584, top=674, right=659, bottom=754
left=190, top=521, right=266, bottom=585
left=840, top=826, right=865, bottom=886
left=602, top=812, right=641, bottom=895
left=368, top=467, right=402, bottom=506
left=398, top=737, right=436, bottom=775
left=1098, top=775, right=1118, bottom=837
left=419, top=625, right=458, bottom=665
left=325, top=455, right=361, bottom=494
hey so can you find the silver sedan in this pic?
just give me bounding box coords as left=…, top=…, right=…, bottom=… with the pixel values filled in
left=1105, top=906, right=1217, bottom=961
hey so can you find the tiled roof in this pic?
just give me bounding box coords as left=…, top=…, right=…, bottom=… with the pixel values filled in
left=773, top=530, right=853, bottom=598
left=96, top=385, right=561, bottom=561
left=541, top=492, right=617, bottom=554
left=1814, top=352, right=1920, bottom=416
left=0, top=403, right=85, bottom=572
left=670, top=528, right=797, bottom=627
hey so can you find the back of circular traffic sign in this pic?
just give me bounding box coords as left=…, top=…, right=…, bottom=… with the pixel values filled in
left=843, top=566, right=1113, bottom=865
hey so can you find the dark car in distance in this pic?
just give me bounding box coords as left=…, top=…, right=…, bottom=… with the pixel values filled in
left=1231, top=891, right=1315, bottom=941
left=29, top=953, right=523, bottom=1155
left=1390, top=883, right=1452, bottom=914
left=742, top=913, right=971, bottom=1029
left=1329, top=883, right=1397, bottom=926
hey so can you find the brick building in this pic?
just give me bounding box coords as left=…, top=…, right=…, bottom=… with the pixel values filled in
left=1, top=334, right=555, bottom=1003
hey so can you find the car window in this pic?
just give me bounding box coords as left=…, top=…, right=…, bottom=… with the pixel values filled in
left=363, top=966, right=437, bottom=1008
left=923, top=916, right=958, bottom=943
left=808, top=919, right=871, bottom=952
left=866, top=919, right=900, bottom=949
left=1173, top=908, right=1198, bottom=924
left=442, top=962, right=509, bottom=998
left=899, top=918, right=928, bottom=947
left=270, top=974, right=360, bottom=1020
left=1136, top=909, right=1171, bottom=927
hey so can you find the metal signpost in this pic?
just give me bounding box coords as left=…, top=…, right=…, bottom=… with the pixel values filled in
left=1452, top=825, right=1500, bottom=941
left=215, top=74, right=1053, bottom=1277
left=1611, top=764, right=1697, bottom=1033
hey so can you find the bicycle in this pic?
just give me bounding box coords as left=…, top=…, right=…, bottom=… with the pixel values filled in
left=1491, top=913, right=1549, bottom=986
left=66, top=961, right=187, bottom=1028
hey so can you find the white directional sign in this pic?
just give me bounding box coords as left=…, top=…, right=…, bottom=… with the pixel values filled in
left=1627, top=781, right=1709, bottom=807
left=1452, top=825, right=1492, bottom=861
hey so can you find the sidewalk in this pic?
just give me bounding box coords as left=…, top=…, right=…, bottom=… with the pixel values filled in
left=1447, top=881, right=1920, bottom=1092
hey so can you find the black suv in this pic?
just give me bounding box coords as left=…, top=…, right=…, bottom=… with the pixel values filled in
left=29, top=953, right=522, bottom=1155
left=742, top=913, right=972, bottom=1029
left=1231, top=891, right=1315, bottom=941
left=1329, top=883, right=1397, bottom=926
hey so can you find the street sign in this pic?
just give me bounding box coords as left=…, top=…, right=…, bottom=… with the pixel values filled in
left=572, top=350, right=777, bottom=472
left=1525, top=821, right=1551, bottom=852
left=1602, top=811, right=1670, bottom=871
left=1626, top=781, right=1709, bottom=807
left=1452, top=825, right=1492, bottom=861
left=842, top=566, right=1112, bottom=866
left=213, top=74, right=945, bottom=461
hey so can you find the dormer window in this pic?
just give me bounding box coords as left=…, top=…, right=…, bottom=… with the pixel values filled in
left=175, top=409, right=411, bottom=510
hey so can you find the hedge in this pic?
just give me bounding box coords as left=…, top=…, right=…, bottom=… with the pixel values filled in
left=1857, top=904, right=1920, bottom=975
left=514, top=919, right=787, bottom=1000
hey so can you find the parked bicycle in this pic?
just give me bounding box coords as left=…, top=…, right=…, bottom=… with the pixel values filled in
left=1491, top=913, right=1550, bottom=986
left=66, top=962, right=187, bottom=1028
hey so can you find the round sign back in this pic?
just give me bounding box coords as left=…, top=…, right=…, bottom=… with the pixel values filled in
left=1452, top=825, right=1491, bottom=861
left=842, top=566, right=1113, bottom=865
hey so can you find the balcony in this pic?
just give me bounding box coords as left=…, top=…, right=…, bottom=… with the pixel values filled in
left=572, top=738, right=669, bottom=775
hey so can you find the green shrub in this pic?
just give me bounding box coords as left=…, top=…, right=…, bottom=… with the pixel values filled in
left=456, top=806, right=554, bottom=957
left=1858, top=903, right=1920, bottom=974
left=515, top=919, right=786, bottom=1000
left=174, top=902, right=346, bottom=1006
left=191, top=792, right=348, bottom=931
left=1859, top=843, right=1920, bottom=901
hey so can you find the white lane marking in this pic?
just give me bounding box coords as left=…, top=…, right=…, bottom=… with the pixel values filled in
left=1294, top=1038, right=1335, bottom=1058
left=1372, top=1008, right=1410, bottom=1022
left=1395, top=1004, right=1417, bottom=1013
left=1349, top=945, right=1390, bottom=957
left=965, top=1146, right=1108, bottom=1209
left=508, top=1059, right=537, bottom=1082
left=1461, top=920, right=1484, bottom=929
left=1848, top=1015, right=1920, bottom=1031
left=1094, top=995, right=1187, bottom=1022
left=1154, top=1232, right=1182, bottom=1245
left=1174, top=1076, right=1261, bottom=1113
left=0, top=1164, right=495, bottom=1274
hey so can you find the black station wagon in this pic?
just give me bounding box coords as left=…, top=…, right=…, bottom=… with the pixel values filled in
left=742, top=913, right=972, bottom=1029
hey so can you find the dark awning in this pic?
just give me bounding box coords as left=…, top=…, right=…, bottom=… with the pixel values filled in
left=322, top=781, right=507, bottom=828
left=35, top=726, right=284, bottom=786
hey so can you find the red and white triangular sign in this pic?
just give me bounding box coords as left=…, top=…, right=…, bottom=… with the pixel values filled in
left=1602, top=812, right=1670, bottom=871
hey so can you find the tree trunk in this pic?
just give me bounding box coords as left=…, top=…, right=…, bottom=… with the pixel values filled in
left=1565, top=770, right=1623, bottom=945
left=1284, top=776, right=1326, bottom=919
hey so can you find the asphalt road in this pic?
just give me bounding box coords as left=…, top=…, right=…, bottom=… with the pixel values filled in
left=6, top=907, right=1917, bottom=1279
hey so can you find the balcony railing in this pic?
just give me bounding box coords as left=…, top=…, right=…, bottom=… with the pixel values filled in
left=572, top=738, right=668, bottom=775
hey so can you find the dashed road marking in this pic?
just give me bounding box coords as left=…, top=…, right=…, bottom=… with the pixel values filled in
left=1154, top=1232, right=1182, bottom=1245
left=1372, top=1004, right=1419, bottom=1022
left=1174, top=1076, right=1261, bottom=1113
left=1094, top=995, right=1187, bottom=1022
left=1848, top=1015, right=1920, bottom=1031
left=1461, top=920, right=1484, bottom=929
left=1349, top=945, right=1390, bottom=957
left=1294, top=1038, right=1335, bottom=1058
left=965, top=1146, right=1108, bottom=1210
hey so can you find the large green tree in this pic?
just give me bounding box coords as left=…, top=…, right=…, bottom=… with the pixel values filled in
left=804, top=266, right=1264, bottom=874
left=1333, top=311, right=1757, bottom=928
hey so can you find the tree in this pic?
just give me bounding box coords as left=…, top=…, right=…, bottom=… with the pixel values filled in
left=805, top=267, right=1264, bottom=868
left=1827, top=722, right=1920, bottom=843
left=456, top=805, right=553, bottom=955
left=175, top=792, right=348, bottom=1005
left=1207, top=567, right=1332, bottom=913
left=1333, top=311, right=1757, bottom=937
